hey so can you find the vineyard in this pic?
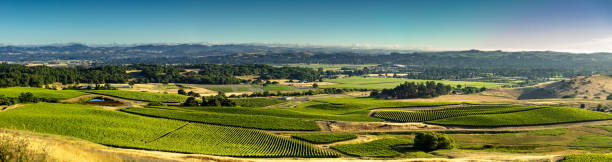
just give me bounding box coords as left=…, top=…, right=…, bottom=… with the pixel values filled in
left=231, top=98, right=287, bottom=107
left=292, top=133, right=357, bottom=144
left=331, top=138, right=414, bottom=157
left=564, top=154, right=612, bottom=162
left=0, top=103, right=336, bottom=157
left=373, top=105, right=539, bottom=122
left=427, top=107, right=612, bottom=126
left=84, top=90, right=188, bottom=102
left=0, top=87, right=86, bottom=99
left=122, top=107, right=320, bottom=131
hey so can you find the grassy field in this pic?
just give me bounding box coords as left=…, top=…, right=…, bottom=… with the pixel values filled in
left=427, top=107, right=612, bottom=126
left=331, top=138, right=414, bottom=157
left=0, top=87, right=86, bottom=99
left=292, top=133, right=357, bottom=144
left=0, top=103, right=336, bottom=157
left=84, top=90, right=188, bottom=103
left=373, top=105, right=539, bottom=122
left=231, top=98, right=287, bottom=107
left=122, top=107, right=320, bottom=131
left=321, top=76, right=510, bottom=89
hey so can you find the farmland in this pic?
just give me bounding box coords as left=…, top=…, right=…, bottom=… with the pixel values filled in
left=122, top=107, right=320, bottom=131
left=0, top=103, right=336, bottom=157
left=427, top=107, right=612, bottom=126
left=373, top=105, right=539, bottom=122
left=0, top=87, right=86, bottom=99
left=84, top=90, right=188, bottom=103
left=331, top=138, right=414, bottom=157
left=231, top=98, right=287, bottom=107
left=321, top=76, right=510, bottom=89
left=292, top=133, right=357, bottom=144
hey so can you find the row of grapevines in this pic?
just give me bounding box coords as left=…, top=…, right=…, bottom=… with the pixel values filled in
left=373, top=105, right=540, bottom=122
left=151, top=123, right=339, bottom=157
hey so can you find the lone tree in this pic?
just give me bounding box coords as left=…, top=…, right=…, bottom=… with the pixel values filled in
left=414, top=132, right=455, bottom=152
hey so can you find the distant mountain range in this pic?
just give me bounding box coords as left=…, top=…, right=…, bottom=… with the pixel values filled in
left=1, top=43, right=612, bottom=74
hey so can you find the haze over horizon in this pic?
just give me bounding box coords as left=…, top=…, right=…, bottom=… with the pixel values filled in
left=1, top=0, right=612, bottom=53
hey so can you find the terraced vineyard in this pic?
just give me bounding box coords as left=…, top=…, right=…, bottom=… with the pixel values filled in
left=84, top=90, right=188, bottom=102
left=292, top=133, right=358, bottom=144
left=0, top=87, right=86, bottom=99
left=373, top=105, right=539, bottom=122
left=427, top=107, right=612, bottom=126
left=0, top=103, right=335, bottom=157
left=122, top=107, right=320, bottom=131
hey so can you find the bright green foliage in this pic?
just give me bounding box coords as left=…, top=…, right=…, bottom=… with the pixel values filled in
left=84, top=90, right=188, bottom=102
left=172, top=106, right=379, bottom=122
left=150, top=123, right=338, bottom=157
left=331, top=138, right=413, bottom=157
left=0, top=103, right=335, bottom=157
left=564, top=154, right=612, bottom=162
left=0, top=87, right=86, bottom=99
left=414, top=132, right=455, bottom=152
left=530, top=128, right=571, bottom=136
left=122, top=107, right=320, bottom=131
left=427, top=107, right=612, bottom=126
left=292, top=133, right=357, bottom=144
left=321, top=76, right=508, bottom=89
left=231, top=98, right=286, bottom=107
left=297, top=97, right=460, bottom=115
left=373, top=105, right=539, bottom=122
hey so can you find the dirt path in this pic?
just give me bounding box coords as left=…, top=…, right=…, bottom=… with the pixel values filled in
left=0, top=104, right=23, bottom=111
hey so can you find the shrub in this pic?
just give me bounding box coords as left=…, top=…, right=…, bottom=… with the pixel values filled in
left=414, top=132, right=455, bottom=152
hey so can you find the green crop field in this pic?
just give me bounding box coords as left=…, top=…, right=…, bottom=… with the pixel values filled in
left=331, top=138, right=413, bottom=157
left=564, top=154, right=612, bottom=162
left=122, top=107, right=320, bottom=131
left=0, top=103, right=336, bottom=157
left=292, top=133, right=357, bottom=144
left=84, top=90, right=188, bottom=102
left=0, top=87, right=86, bottom=99
left=373, top=105, right=539, bottom=122
left=427, top=107, right=612, bottom=127
left=231, top=98, right=287, bottom=107
left=321, top=76, right=509, bottom=89
left=254, top=84, right=295, bottom=91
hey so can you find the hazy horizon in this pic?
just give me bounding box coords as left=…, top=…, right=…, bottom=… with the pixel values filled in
left=1, top=0, right=611, bottom=53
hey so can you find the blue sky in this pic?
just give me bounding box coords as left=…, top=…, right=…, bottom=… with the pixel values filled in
left=1, top=0, right=611, bottom=52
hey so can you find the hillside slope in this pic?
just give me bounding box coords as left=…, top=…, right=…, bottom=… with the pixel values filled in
left=483, top=75, right=612, bottom=100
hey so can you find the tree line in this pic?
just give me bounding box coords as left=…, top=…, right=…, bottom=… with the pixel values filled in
left=0, top=64, right=321, bottom=87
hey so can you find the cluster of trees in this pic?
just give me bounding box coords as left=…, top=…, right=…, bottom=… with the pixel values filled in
left=63, top=83, right=117, bottom=90
left=371, top=81, right=452, bottom=99
left=414, top=132, right=455, bottom=152
left=0, top=64, right=321, bottom=88
left=178, top=89, right=201, bottom=97
left=0, top=92, right=58, bottom=106
left=182, top=95, right=236, bottom=107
